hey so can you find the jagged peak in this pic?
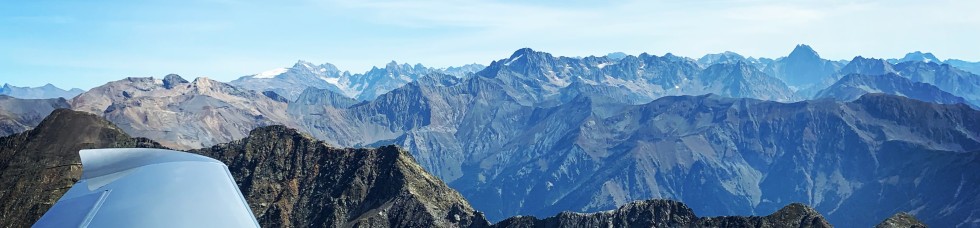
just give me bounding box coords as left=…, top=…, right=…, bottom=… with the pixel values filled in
left=850, top=55, right=888, bottom=62
left=292, top=60, right=317, bottom=69
left=189, top=77, right=226, bottom=90
left=787, top=44, right=821, bottom=59
left=510, top=47, right=537, bottom=59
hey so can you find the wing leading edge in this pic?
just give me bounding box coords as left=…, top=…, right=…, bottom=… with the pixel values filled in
left=34, top=148, right=259, bottom=228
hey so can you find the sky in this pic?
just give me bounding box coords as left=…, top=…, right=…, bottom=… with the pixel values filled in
left=1, top=0, right=979, bottom=89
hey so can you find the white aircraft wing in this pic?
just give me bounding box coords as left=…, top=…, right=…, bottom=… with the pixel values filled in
left=33, top=148, right=259, bottom=228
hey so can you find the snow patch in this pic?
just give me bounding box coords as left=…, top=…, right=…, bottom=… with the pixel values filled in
left=505, top=54, right=524, bottom=66
left=254, top=68, right=288, bottom=78
left=321, top=77, right=341, bottom=86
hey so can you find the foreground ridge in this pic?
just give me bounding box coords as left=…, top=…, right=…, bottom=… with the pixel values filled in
left=192, top=125, right=490, bottom=227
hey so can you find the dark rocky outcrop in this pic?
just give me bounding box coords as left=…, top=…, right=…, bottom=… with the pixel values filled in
left=192, top=125, right=490, bottom=228
left=162, top=73, right=189, bottom=89
left=492, top=200, right=832, bottom=228
left=697, top=203, right=832, bottom=228
left=0, top=109, right=163, bottom=227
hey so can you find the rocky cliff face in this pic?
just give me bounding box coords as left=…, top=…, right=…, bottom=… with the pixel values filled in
left=492, top=199, right=832, bottom=228
left=70, top=74, right=296, bottom=149
left=0, top=109, right=163, bottom=228
left=0, top=95, right=70, bottom=136
left=192, top=125, right=490, bottom=228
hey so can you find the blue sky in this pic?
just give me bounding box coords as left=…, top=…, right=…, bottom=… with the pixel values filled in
left=2, top=0, right=979, bottom=89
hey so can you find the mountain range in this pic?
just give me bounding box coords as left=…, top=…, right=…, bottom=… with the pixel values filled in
left=0, top=109, right=927, bottom=227
left=230, top=60, right=486, bottom=101
left=281, top=53, right=979, bottom=226
left=2, top=45, right=979, bottom=227
left=0, top=83, right=84, bottom=99
left=833, top=56, right=980, bottom=106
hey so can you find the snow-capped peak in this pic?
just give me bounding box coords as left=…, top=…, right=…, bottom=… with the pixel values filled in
left=254, top=68, right=288, bottom=78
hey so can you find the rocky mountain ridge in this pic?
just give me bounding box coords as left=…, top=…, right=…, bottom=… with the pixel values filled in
left=815, top=73, right=972, bottom=107
left=493, top=200, right=832, bottom=228
left=70, top=74, right=297, bottom=149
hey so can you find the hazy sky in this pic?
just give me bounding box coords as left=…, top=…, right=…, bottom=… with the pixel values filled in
left=2, top=0, right=979, bottom=89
